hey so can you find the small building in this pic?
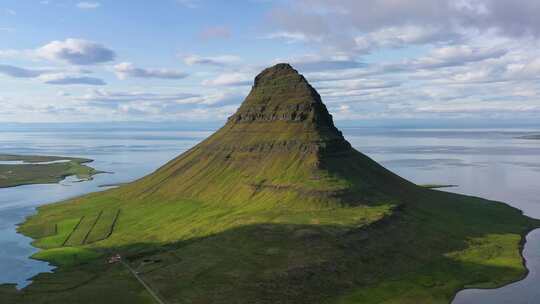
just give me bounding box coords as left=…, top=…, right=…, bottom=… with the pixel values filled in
left=107, top=254, right=121, bottom=264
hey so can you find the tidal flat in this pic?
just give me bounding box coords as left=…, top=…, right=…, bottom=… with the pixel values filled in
left=0, top=154, right=103, bottom=189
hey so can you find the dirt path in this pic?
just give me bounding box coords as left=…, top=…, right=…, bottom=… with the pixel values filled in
left=121, top=261, right=166, bottom=304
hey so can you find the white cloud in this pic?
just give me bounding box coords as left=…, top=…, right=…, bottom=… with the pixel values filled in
left=183, top=55, right=241, bottom=66
left=0, top=64, right=50, bottom=78
left=416, top=102, right=540, bottom=114
left=276, top=54, right=364, bottom=72
left=77, top=2, right=101, bottom=9
left=262, top=32, right=322, bottom=44
left=0, top=64, right=106, bottom=86
left=406, top=45, right=508, bottom=70
left=3, top=0, right=540, bottom=122
left=57, top=90, right=71, bottom=97
left=354, top=26, right=458, bottom=53
left=424, top=45, right=506, bottom=64
left=505, top=58, right=540, bottom=80
left=36, top=38, right=115, bottom=65
left=196, top=92, right=242, bottom=107
left=79, top=89, right=199, bottom=104
left=39, top=73, right=106, bottom=85
left=74, top=89, right=243, bottom=120
left=114, top=62, right=188, bottom=80
left=269, top=0, right=540, bottom=56
left=0, top=49, right=26, bottom=58
left=317, top=78, right=401, bottom=91
left=202, top=73, right=252, bottom=86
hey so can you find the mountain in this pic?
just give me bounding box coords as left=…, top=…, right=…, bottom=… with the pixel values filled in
left=5, top=64, right=539, bottom=304
left=123, top=63, right=411, bottom=207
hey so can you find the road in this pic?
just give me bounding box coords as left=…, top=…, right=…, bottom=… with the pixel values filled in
left=121, top=260, right=166, bottom=304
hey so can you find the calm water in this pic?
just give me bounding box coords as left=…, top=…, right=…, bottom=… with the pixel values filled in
left=0, top=129, right=210, bottom=288
left=0, top=160, right=71, bottom=165
left=0, top=126, right=539, bottom=302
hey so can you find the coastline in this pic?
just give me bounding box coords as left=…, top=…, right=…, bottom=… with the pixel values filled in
left=450, top=218, right=540, bottom=303
left=0, top=156, right=105, bottom=189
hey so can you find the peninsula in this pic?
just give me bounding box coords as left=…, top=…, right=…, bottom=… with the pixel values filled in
left=0, top=154, right=102, bottom=188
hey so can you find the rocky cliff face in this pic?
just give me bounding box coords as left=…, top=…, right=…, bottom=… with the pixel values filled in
left=230, top=64, right=336, bottom=126
left=217, top=63, right=350, bottom=155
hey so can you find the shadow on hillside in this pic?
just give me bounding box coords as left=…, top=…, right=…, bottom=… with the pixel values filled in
left=2, top=189, right=539, bottom=304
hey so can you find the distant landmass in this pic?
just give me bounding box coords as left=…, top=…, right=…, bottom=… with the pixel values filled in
left=0, top=154, right=102, bottom=188
left=517, top=134, right=540, bottom=140
left=2, top=64, right=538, bottom=303
left=420, top=184, right=458, bottom=189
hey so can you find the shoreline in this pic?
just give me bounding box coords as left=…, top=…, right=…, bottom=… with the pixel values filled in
left=450, top=222, right=539, bottom=303
left=0, top=172, right=105, bottom=189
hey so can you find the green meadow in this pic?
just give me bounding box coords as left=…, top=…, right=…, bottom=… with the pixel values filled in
left=1, top=186, right=535, bottom=303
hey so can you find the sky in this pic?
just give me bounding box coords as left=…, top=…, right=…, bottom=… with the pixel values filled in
left=0, top=0, right=539, bottom=124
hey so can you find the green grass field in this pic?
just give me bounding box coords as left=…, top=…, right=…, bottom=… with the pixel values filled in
left=86, top=209, right=121, bottom=244
left=5, top=184, right=536, bottom=304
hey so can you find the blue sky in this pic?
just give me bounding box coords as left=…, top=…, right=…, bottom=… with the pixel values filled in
left=1, top=0, right=539, bottom=124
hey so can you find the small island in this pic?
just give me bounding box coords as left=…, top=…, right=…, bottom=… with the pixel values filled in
left=0, top=154, right=103, bottom=188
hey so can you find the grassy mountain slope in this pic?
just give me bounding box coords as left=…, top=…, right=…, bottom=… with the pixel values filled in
left=2, top=64, right=539, bottom=303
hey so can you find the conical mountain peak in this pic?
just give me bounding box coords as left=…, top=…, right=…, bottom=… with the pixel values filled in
left=229, top=63, right=339, bottom=137
left=252, top=63, right=302, bottom=87
left=124, top=63, right=409, bottom=207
